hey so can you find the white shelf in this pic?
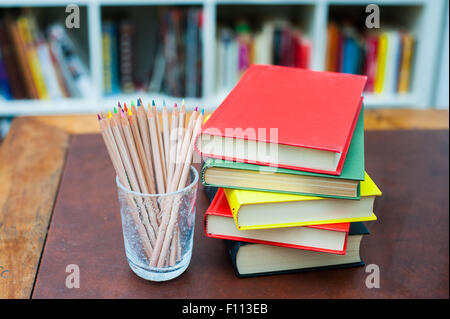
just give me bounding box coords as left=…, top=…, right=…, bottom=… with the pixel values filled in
left=0, top=0, right=447, bottom=116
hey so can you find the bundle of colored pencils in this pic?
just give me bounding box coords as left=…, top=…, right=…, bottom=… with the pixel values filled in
left=97, top=98, right=204, bottom=268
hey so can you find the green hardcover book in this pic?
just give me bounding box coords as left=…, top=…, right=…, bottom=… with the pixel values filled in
left=201, top=108, right=365, bottom=199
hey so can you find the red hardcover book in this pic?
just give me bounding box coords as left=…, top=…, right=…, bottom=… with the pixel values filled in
left=196, top=65, right=366, bottom=175
left=204, top=188, right=350, bottom=255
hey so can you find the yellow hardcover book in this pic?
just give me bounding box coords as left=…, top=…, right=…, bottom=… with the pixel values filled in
left=397, top=33, right=414, bottom=93
left=374, top=33, right=388, bottom=94
left=17, top=16, right=49, bottom=99
left=224, top=172, right=381, bottom=230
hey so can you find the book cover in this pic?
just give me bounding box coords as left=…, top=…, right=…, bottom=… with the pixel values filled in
left=204, top=188, right=350, bottom=254
left=196, top=65, right=366, bottom=175
left=223, top=172, right=381, bottom=230
left=201, top=105, right=365, bottom=199
left=226, top=222, right=368, bottom=277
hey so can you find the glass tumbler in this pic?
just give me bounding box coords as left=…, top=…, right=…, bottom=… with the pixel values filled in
left=116, top=166, right=198, bottom=281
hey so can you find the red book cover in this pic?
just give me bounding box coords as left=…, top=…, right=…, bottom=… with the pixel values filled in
left=204, top=188, right=350, bottom=254
left=196, top=65, right=366, bottom=175
left=364, top=35, right=378, bottom=92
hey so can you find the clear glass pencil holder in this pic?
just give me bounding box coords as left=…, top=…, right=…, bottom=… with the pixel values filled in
left=116, top=166, right=198, bottom=282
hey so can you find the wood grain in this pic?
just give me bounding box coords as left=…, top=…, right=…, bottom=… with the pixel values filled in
left=29, top=109, right=449, bottom=135
left=0, top=117, right=69, bottom=298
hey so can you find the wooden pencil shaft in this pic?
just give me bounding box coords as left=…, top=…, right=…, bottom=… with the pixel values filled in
left=156, top=116, right=202, bottom=266
left=136, top=107, right=156, bottom=190
left=129, top=112, right=156, bottom=194
left=162, top=107, right=171, bottom=179
left=103, top=120, right=154, bottom=258
left=122, top=118, right=149, bottom=194
left=147, top=111, right=166, bottom=194
left=153, top=105, right=167, bottom=184
left=167, top=110, right=179, bottom=182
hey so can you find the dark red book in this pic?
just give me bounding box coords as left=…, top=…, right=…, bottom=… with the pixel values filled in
left=364, top=35, right=379, bottom=92
left=204, top=189, right=350, bottom=254
left=196, top=65, right=366, bottom=175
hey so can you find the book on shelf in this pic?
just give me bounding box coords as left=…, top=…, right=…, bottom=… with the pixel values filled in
left=102, top=7, right=202, bottom=97
left=222, top=173, right=381, bottom=230
left=0, top=11, right=91, bottom=100
left=196, top=64, right=366, bottom=175
left=201, top=107, right=365, bottom=199
left=216, top=19, right=311, bottom=91
left=325, top=22, right=415, bottom=94
left=102, top=21, right=120, bottom=95
left=118, top=20, right=135, bottom=93
left=205, top=188, right=350, bottom=255
left=0, top=21, right=28, bottom=99
left=226, top=222, right=369, bottom=278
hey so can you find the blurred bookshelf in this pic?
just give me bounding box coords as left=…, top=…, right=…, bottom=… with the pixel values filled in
left=0, top=0, right=448, bottom=117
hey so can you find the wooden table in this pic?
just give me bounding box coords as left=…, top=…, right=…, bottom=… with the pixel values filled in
left=0, top=109, right=448, bottom=299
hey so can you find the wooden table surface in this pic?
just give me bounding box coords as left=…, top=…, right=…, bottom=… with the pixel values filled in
left=0, top=109, right=448, bottom=299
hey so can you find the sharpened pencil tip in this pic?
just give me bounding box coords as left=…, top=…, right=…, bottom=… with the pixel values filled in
left=138, top=98, right=142, bottom=106
left=129, top=109, right=132, bottom=116
left=118, top=102, right=121, bottom=108
left=124, top=103, right=128, bottom=112
left=182, top=98, right=185, bottom=106
left=201, top=108, right=204, bottom=115
left=97, top=114, right=101, bottom=121
left=174, top=103, right=177, bottom=108
left=114, top=107, right=118, bottom=113
left=108, top=111, right=112, bottom=118
left=131, top=100, right=135, bottom=107
left=152, top=100, right=155, bottom=106
left=163, top=100, right=166, bottom=107
left=194, top=106, right=198, bottom=112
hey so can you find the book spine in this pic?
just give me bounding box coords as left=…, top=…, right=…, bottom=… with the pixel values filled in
left=0, top=46, right=13, bottom=99
left=0, top=22, right=28, bottom=99
left=118, top=20, right=135, bottom=93
left=8, top=21, right=39, bottom=99
left=397, top=33, right=414, bottom=93
left=374, top=33, right=388, bottom=94
left=17, top=17, right=49, bottom=99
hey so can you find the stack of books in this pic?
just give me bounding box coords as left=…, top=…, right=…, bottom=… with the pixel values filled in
left=0, top=12, right=91, bottom=100
left=325, top=22, right=415, bottom=94
left=196, top=65, right=382, bottom=277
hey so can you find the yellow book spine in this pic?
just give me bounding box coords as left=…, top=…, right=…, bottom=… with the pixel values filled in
left=223, top=188, right=243, bottom=229
left=398, top=34, right=414, bottom=93
left=18, top=17, right=49, bottom=99
left=237, top=213, right=378, bottom=231
left=374, top=33, right=388, bottom=94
